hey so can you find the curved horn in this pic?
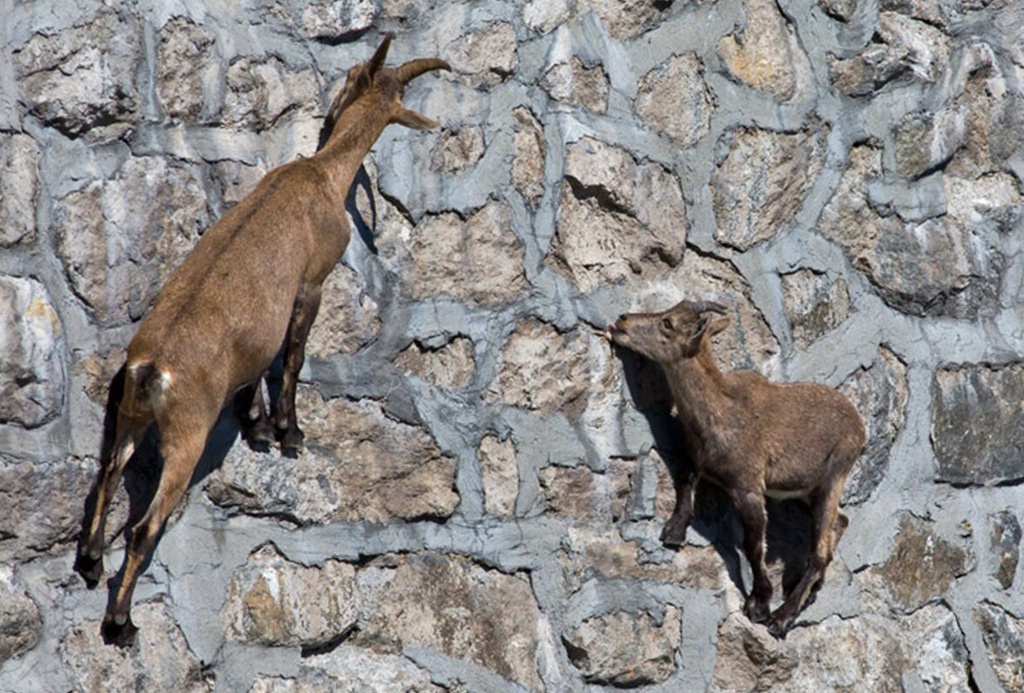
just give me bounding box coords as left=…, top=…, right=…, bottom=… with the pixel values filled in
left=397, top=58, right=452, bottom=85
left=368, top=33, right=394, bottom=75
left=696, top=300, right=728, bottom=314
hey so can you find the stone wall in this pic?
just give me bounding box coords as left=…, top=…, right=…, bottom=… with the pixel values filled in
left=2, top=0, right=1023, bottom=690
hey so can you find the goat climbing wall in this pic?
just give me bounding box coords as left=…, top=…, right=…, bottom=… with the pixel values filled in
left=2, top=0, right=1023, bottom=690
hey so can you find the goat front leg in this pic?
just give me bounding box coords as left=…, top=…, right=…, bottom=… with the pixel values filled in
left=660, top=459, right=696, bottom=546
left=274, top=283, right=322, bottom=454
left=731, top=489, right=773, bottom=626
left=237, top=373, right=275, bottom=449
left=767, top=483, right=844, bottom=638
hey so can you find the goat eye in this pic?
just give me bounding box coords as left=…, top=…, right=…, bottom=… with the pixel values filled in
left=661, top=318, right=673, bottom=331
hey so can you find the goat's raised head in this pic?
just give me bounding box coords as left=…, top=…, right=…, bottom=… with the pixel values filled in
left=324, top=33, right=451, bottom=135
left=609, top=299, right=729, bottom=363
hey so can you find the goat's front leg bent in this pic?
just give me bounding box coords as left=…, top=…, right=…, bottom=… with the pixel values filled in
left=731, top=489, right=773, bottom=626
left=274, top=283, right=322, bottom=454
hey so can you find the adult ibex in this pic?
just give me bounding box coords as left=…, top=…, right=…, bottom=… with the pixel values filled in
left=74, top=35, right=449, bottom=646
left=609, top=299, right=865, bottom=637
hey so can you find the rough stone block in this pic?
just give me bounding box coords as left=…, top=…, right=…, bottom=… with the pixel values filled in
left=635, top=53, right=712, bottom=147
left=974, top=601, right=1024, bottom=693
left=395, top=336, right=475, bottom=389
left=156, top=17, right=217, bottom=122
left=0, top=134, right=40, bottom=248
left=990, top=510, right=1021, bottom=590
left=478, top=434, right=518, bottom=517
left=0, top=574, right=40, bottom=666
left=563, top=607, right=681, bottom=686
left=718, top=0, right=801, bottom=100
left=541, top=57, right=609, bottom=113
left=307, top=265, right=380, bottom=359
left=780, top=269, right=853, bottom=349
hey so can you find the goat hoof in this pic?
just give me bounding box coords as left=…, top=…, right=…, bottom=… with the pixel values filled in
left=244, top=419, right=276, bottom=450
left=73, top=552, right=103, bottom=589
left=766, top=617, right=790, bottom=640
left=659, top=524, right=687, bottom=547
left=101, top=615, right=138, bottom=648
left=744, top=598, right=771, bottom=625
left=279, top=427, right=305, bottom=455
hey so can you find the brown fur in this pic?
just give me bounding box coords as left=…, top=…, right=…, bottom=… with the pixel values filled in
left=74, top=35, right=450, bottom=646
left=609, top=299, right=865, bottom=637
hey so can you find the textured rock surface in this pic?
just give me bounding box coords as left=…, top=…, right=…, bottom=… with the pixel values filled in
left=3, top=1, right=1024, bottom=691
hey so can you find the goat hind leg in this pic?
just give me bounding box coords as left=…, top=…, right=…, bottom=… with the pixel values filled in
left=732, top=490, right=773, bottom=625
left=767, top=484, right=843, bottom=639
left=661, top=465, right=696, bottom=546
left=274, top=284, right=322, bottom=454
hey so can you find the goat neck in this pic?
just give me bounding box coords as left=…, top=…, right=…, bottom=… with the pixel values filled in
left=662, top=334, right=732, bottom=430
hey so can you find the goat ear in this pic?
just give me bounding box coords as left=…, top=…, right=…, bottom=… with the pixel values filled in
left=707, top=316, right=730, bottom=336
left=392, top=107, right=440, bottom=130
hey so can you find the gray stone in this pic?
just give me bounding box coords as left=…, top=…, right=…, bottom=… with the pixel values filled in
left=296, top=0, right=378, bottom=40
left=523, top=0, right=573, bottom=33
left=206, top=389, right=459, bottom=523
left=780, top=269, right=853, bottom=349
left=990, top=510, right=1021, bottom=590
left=932, top=363, right=1024, bottom=486
left=223, top=58, right=319, bottom=131
left=635, top=53, right=713, bottom=147
left=549, top=137, right=686, bottom=292
left=441, top=22, right=517, bottom=87
left=974, top=601, right=1024, bottom=693
left=512, top=106, right=545, bottom=203
left=353, top=553, right=543, bottom=691
left=53, top=156, right=211, bottom=327
left=223, top=545, right=359, bottom=648
left=13, top=10, right=141, bottom=136
left=378, top=201, right=527, bottom=306
left=581, top=0, right=675, bottom=39
left=252, top=646, right=442, bottom=692
left=156, top=17, right=217, bottom=122
left=893, top=107, right=966, bottom=180
left=541, top=57, right=609, bottom=113
left=563, top=607, right=681, bottom=686
left=0, top=575, right=40, bottom=665
left=0, top=134, right=40, bottom=248
left=839, top=347, right=908, bottom=504
left=307, top=265, right=380, bottom=359
left=431, top=126, right=485, bottom=173
left=539, top=461, right=631, bottom=521
left=60, top=602, right=212, bottom=692
left=713, top=126, right=827, bottom=250
left=818, top=0, right=858, bottom=21
left=718, top=0, right=801, bottom=100
left=0, top=277, right=64, bottom=429
left=478, top=435, right=518, bottom=518
left=395, top=336, right=475, bottom=390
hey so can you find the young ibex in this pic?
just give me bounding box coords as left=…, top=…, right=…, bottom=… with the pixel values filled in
left=609, top=299, right=865, bottom=637
left=74, top=35, right=450, bottom=646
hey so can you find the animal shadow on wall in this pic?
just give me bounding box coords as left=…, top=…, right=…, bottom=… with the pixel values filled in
left=79, top=108, right=383, bottom=632
left=613, top=336, right=823, bottom=614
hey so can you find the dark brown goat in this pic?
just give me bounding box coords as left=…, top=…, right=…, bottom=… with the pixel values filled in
left=74, top=35, right=449, bottom=646
left=609, top=299, right=865, bottom=637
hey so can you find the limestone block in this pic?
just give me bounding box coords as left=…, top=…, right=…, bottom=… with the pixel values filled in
left=156, top=17, right=217, bottom=121
left=780, top=269, right=852, bottom=349
left=442, top=22, right=517, bottom=87
left=712, top=613, right=798, bottom=691
left=713, top=126, right=826, bottom=250
left=523, top=0, right=573, bottom=33
left=430, top=126, right=485, bottom=173
left=580, top=0, right=674, bottom=39
left=540, top=57, right=609, bottom=113
left=0, top=277, right=64, bottom=428
left=512, top=106, right=545, bottom=203
left=207, top=390, right=458, bottom=523
left=379, top=201, right=527, bottom=306
left=354, top=553, right=542, bottom=691
left=478, top=434, right=518, bottom=517
left=0, top=574, right=40, bottom=665
left=990, top=510, right=1021, bottom=590
left=223, top=545, right=359, bottom=648
left=635, top=53, right=713, bottom=147
left=820, top=143, right=1003, bottom=318
left=53, top=157, right=211, bottom=327
left=718, top=0, right=801, bottom=100
left=818, top=0, right=858, bottom=21
left=13, top=10, right=141, bottom=136
left=549, top=137, right=686, bottom=293
left=563, top=607, right=681, bottom=686
left=974, top=601, right=1024, bottom=693
left=307, top=265, right=380, bottom=359
left=60, top=602, right=211, bottom=692
left=252, top=646, right=442, bottom=691
left=223, top=58, right=319, bottom=131
left=296, top=0, right=378, bottom=40
left=489, top=319, right=597, bottom=419
left=395, top=336, right=475, bottom=389
left=932, top=362, right=1024, bottom=486
left=0, top=133, right=40, bottom=248
left=539, top=462, right=630, bottom=521
left=870, top=514, right=972, bottom=613
left=838, top=347, right=908, bottom=504
left=893, top=107, right=966, bottom=180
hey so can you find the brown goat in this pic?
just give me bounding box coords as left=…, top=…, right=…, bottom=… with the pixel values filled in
left=609, top=299, right=865, bottom=637
left=74, top=35, right=449, bottom=646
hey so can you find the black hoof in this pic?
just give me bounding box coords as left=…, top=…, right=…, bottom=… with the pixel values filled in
left=101, top=615, right=138, bottom=648
left=73, top=552, right=103, bottom=589
left=767, top=617, right=790, bottom=640
left=279, top=427, right=305, bottom=456
left=659, top=524, right=687, bottom=547
left=744, top=598, right=771, bottom=625
left=244, top=419, right=276, bottom=451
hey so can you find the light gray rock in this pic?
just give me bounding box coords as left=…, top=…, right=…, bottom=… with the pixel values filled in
left=0, top=134, right=40, bottom=248
left=156, top=17, right=217, bottom=122
left=563, top=607, right=681, bottom=686
left=0, top=574, right=40, bottom=665
left=974, top=601, right=1024, bottom=693
left=541, top=57, right=609, bottom=113
left=635, top=53, right=712, bottom=147
left=780, top=269, right=852, bottom=349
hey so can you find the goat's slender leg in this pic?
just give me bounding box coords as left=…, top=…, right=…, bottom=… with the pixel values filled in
left=273, top=283, right=322, bottom=453
left=75, top=413, right=149, bottom=589
left=731, top=489, right=773, bottom=625
left=661, top=462, right=696, bottom=546
left=767, top=480, right=845, bottom=639
left=238, top=374, right=275, bottom=448
left=102, top=426, right=207, bottom=647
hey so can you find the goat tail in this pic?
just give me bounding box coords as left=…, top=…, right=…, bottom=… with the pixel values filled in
left=122, top=360, right=171, bottom=418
